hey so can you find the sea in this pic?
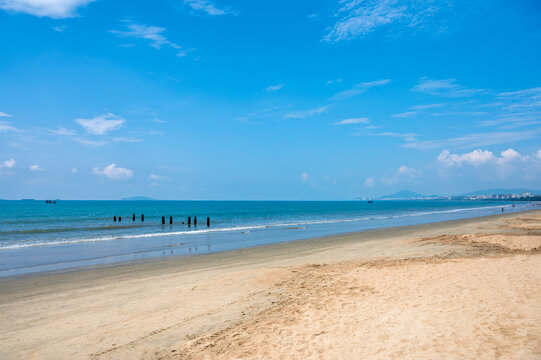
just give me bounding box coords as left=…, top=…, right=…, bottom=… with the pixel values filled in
left=0, top=200, right=533, bottom=277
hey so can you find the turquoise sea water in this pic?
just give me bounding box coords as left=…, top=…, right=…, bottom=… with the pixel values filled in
left=0, top=200, right=533, bottom=277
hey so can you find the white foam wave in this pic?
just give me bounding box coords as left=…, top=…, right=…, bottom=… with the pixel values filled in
left=0, top=204, right=518, bottom=250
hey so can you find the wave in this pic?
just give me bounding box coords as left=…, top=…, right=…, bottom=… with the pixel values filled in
left=0, top=224, right=145, bottom=236
left=0, top=204, right=515, bottom=250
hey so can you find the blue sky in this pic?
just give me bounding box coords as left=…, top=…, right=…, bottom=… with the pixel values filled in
left=0, top=0, right=540, bottom=200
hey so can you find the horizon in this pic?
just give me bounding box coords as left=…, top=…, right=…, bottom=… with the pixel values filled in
left=3, top=187, right=540, bottom=201
left=1, top=1, right=540, bottom=200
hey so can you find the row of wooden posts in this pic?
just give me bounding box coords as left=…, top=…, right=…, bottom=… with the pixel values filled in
left=113, top=214, right=210, bottom=227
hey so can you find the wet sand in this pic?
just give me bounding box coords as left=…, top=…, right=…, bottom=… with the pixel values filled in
left=1, top=210, right=540, bottom=359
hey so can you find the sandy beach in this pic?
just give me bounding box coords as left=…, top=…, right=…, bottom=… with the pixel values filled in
left=0, top=210, right=540, bottom=359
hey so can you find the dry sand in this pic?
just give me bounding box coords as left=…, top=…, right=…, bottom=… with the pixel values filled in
left=0, top=210, right=540, bottom=359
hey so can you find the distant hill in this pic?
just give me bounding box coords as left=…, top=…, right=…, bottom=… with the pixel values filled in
left=459, top=188, right=541, bottom=196
left=122, top=196, right=155, bottom=201
left=378, top=190, right=441, bottom=200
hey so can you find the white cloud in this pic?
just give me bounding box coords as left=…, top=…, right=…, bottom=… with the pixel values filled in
left=93, top=164, right=134, bottom=180
left=324, top=0, right=407, bottom=42
left=496, top=148, right=521, bottom=165
left=436, top=148, right=540, bottom=179
left=330, top=79, right=391, bottom=101
left=392, top=111, right=417, bottom=118
left=0, top=111, right=13, bottom=117
left=50, top=127, right=76, bottom=136
left=301, top=172, right=310, bottom=181
left=265, top=84, right=284, bottom=92
left=1, top=158, right=15, bottom=168
left=364, top=177, right=375, bottom=187
left=148, top=173, right=169, bottom=181
left=52, top=24, right=67, bottom=32
left=411, top=103, right=443, bottom=110
left=381, top=164, right=421, bottom=185
left=537, top=150, right=541, bottom=161
left=334, top=117, right=369, bottom=125
left=437, top=148, right=530, bottom=169
left=326, top=78, right=343, bottom=85
left=412, top=78, right=485, bottom=98
left=74, top=113, right=125, bottom=135
left=437, top=149, right=496, bottom=167
left=74, top=137, right=107, bottom=146
left=113, top=137, right=142, bottom=143
left=375, top=132, right=418, bottom=142
left=183, top=0, right=235, bottom=15
left=397, top=165, right=420, bottom=178
left=111, top=22, right=181, bottom=50
left=0, top=121, right=21, bottom=132
left=0, top=0, right=95, bottom=18
left=285, top=105, right=331, bottom=119
left=29, top=164, right=44, bottom=171
left=404, top=129, right=539, bottom=150
left=71, top=167, right=77, bottom=173
left=324, top=0, right=450, bottom=42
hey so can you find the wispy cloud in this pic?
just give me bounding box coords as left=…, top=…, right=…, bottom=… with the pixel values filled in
left=265, top=83, right=284, bottom=92
left=0, top=158, right=15, bottom=168
left=236, top=106, right=282, bottom=124
left=0, top=0, right=95, bottom=18
left=29, top=164, right=45, bottom=172
left=50, top=127, right=76, bottom=136
left=0, top=121, right=22, bottom=132
left=413, top=77, right=486, bottom=97
left=431, top=111, right=487, bottom=117
left=330, top=79, right=391, bottom=101
left=381, top=164, right=421, bottom=185
left=324, top=0, right=451, bottom=42
left=392, top=111, right=417, bottom=118
left=375, top=132, right=418, bottom=142
left=404, top=129, right=540, bottom=150
left=74, top=137, right=107, bottom=146
left=0, top=112, right=13, bottom=117
left=333, top=117, right=369, bottom=125
left=113, top=137, right=142, bottom=143
left=285, top=105, right=331, bottom=119
left=411, top=103, right=443, bottom=110
left=93, top=164, right=133, bottom=180
left=183, top=0, right=236, bottom=16
left=74, top=113, right=125, bottom=135
left=111, top=21, right=184, bottom=54
left=326, top=78, right=343, bottom=85
left=364, top=177, right=375, bottom=187
left=148, top=174, right=169, bottom=181
left=52, top=24, right=67, bottom=32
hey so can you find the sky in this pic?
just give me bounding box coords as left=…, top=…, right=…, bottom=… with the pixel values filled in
left=0, top=0, right=540, bottom=200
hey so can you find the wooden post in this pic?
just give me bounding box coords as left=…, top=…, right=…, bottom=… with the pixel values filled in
left=113, top=215, right=117, bottom=222
left=207, top=217, right=210, bottom=227
left=170, top=216, right=173, bottom=225
left=132, top=213, right=135, bottom=221
left=162, top=216, right=165, bottom=225
left=188, top=216, right=191, bottom=226
left=194, top=216, right=197, bottom=226
left=141, top=214, right=144, bottom=222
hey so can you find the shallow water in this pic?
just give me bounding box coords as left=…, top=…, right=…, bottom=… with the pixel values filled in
left=0, top=200, right=531, bottom=277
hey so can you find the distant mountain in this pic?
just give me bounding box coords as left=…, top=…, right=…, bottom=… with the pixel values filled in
left=378, top=190, right=441, bottom=200
left=460, top=188, right=541, bottom=196
left=122, top=196, right=155, bottom=201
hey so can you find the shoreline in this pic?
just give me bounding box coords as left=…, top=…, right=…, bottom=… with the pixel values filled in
left=0, top=200, right=531, bottom=278
left=0, top=208, right=535, bottom=284
left=1, top=210, right=539, bottom=359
